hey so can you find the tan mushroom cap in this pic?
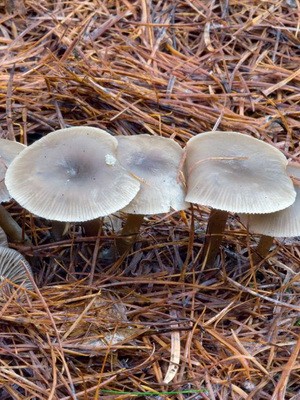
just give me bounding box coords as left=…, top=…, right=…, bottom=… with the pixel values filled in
left=0, top=139, right=26, bottom=202
left=116, top=134, right=189, bottom=214
left=5, top=127, right=141, bottom=222
left=186, top=131, right=296, bottom=214
left=241, top=163, right=300, bottom=237
left=0, top=247, right=33, bottom=291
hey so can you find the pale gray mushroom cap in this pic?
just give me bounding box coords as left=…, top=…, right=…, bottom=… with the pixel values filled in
left=185, top=131, right=296, bottom=214
left=116, top=135, right=189, bottom=214
left=5, top=127, right=141, bottom=222
left=0, top=227, right=8, bottom=247
left=0, top=247, right=33, bottom=291
left=240, top=163, right=300, bottom=237
left=0, top=139, right=26, bottom=202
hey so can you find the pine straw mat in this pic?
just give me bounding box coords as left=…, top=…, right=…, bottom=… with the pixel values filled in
left=0, top=1, right=300, bottom=399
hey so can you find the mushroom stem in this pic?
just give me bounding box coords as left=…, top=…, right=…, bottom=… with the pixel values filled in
left=253, top=234, right=274, bottom=264
left=201, top=209, right=229, bottom=267
left=82, top=218, right=102, bottom=237
left=51, top=221, right=70, bottom=240
left=0, top=205, right=31, bottom=244
left=116, top=214, right=144, bottom=255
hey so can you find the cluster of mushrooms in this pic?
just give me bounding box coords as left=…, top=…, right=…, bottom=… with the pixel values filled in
left=0, top=127, right=299, bottom=290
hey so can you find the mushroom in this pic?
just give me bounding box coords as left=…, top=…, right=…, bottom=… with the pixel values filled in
left=0, top=138, right=26, bottom=202
left=115, top=134, right=189, bottom=254
left=185, top=131, right=296, bottom=267
left=0, top=138, right=29, bottom=243
left=240, top=162, right=300, bottom=262
left=5, top=127, right=141, bottom=224
left=0, top=247, right=33, bottom=294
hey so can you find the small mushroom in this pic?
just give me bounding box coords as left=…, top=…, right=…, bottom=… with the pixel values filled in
left=115, top=134, right=189, bottom=254
left=0, top=247, right=33, bottom=293
left=5, top=127, right=141, bottom=223
left=185, top=131, right=296, bottom=267
left=0, top=138, right=26, bottom=202
left=0, top=139, right=29, bottom=243
left=241, top=162, right=300, bottom=262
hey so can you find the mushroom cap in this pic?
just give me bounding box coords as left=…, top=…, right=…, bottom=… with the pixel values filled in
left=0, top=247, right=33, bottom=291
left=0, top=227, right=8, bottom=247
left=240, top=163, right=300, bottom=237
left=116, top=134, right=189, bottom=214
left=0, top=139, right=26, bottom=202
left=5, top=127, right=141, bottom=222
left=185, top=131, right=296, bottom=213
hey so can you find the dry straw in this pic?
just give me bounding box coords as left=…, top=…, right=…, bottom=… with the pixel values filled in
left=0, top=0, right=300, bottom=399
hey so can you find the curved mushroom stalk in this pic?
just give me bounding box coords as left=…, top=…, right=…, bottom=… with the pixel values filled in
left=116, top=214, right=144, bottom=255
left=0, top=204, right=31, bottom=244
left=201, top=209, right=228, bottom=267
left=253, top=235, right=274, bottom=263
left=185, top=131, right=296, bottom=268
left=115, top=134, right=189, bottom=256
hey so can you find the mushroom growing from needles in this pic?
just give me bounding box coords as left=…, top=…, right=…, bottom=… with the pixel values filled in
left=185, top=131, right=296, bottom=267
left=5, top=127, right=141, bottom=226
left=115, top=134, right=189, bottom=255
left=240, top=162, right=300, bottom=263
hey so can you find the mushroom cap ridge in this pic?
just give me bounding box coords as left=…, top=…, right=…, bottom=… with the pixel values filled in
left=5, top=127, right=141, bottom=222
left=186, top=131, right=296, bottom=214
